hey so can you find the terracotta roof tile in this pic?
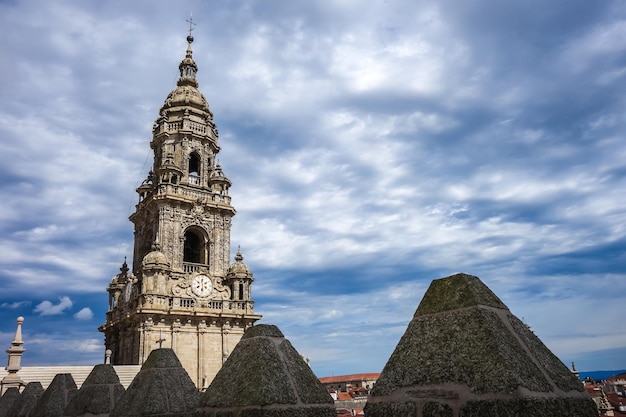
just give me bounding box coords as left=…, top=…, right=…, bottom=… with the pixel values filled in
left=319, top=373, right=380, bottom=384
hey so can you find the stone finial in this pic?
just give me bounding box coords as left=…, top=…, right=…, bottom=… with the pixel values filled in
left=119, top=258, right=129, bottom=276
left=571, top=361, right=580, bottom=380
left=12, top=317, right=23, bottom=345
left=365, top=273, right=598, bottom=417
left=105, top=350, right=112, bottom=365
left=1, top=317, right=26, bottom=393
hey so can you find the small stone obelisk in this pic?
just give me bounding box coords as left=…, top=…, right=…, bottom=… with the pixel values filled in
left=1, top=317, right=25, bottom=394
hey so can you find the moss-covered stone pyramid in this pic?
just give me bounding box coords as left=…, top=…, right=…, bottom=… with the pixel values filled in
left=196, top=324, right=335, bottom=417
left=365, top=273, right=597, bottom=417
left=31, top=373, right=77, bottom=417
left=0, top=388, right=21, bottom=417
left=6, top=381, right=43, bottom=417
left=110, top=349, right=198, bottom=417
left=63, top=364, right=125, bottom=417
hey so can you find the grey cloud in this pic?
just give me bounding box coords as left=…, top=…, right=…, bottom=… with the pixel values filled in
left=0, top=0, right=625, bottom=374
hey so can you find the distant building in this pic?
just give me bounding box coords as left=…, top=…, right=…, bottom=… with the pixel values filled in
left=319, top=373, right=379, bottom=416
left=604, top=372, right=626, bottom=396
left=319, top=373, right=380, bottom=393
left=606, top=392, right=626, bottom=415
left=584, top=383, right=616, bottom=416
left=580, top=368, right=626, bottom=416
left=604, top=373, right=626, bottom=414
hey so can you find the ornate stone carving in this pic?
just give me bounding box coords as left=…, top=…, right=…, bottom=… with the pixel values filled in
left=100, top=31, right=260, bottom=388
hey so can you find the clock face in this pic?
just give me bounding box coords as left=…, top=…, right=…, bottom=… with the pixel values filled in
left=192, top=275, right=212, bottom=297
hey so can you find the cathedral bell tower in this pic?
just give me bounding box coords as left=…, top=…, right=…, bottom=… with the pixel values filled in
left=98, top=31, right=261, bottom=388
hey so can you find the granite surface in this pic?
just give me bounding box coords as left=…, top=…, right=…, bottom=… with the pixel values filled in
left=31, top=374, right=77, bottom=417
left=5, top=382, right=43, bottom=417
left=0, top=388, right=20, bottom=417
left=196, top=324, right=335, bottom=417
left=365, top=273, right=598, bottom=417
left=64, top=364, right=125, bottom=417
left=110, top=349, right=199, bottom=417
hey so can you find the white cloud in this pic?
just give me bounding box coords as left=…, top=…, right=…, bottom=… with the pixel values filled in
left=1, top=301, right=31, bottom=309
left=34, top=296, right=73, bottom=316
left=74, top=307, right=93, bottom=320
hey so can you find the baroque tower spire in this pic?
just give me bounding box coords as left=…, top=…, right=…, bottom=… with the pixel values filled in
left=99, top=26, right=261, bottom=388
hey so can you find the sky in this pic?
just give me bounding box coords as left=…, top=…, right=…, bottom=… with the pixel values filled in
left=0, top=0, right=625, bottom=378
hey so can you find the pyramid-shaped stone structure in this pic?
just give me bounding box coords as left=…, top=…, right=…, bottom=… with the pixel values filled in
left=109, top=349, right=198, bottom=417
left=31, top=373, right=77, bottom=417
left=196, top=324, right=335, bottom=417
left=365, top=273, right=598, bottom=417
left=0, top=388, right=21, bottom=417
left=63, top=364, right=125, bottom=417
left=6, top=381, right=43, bottom=417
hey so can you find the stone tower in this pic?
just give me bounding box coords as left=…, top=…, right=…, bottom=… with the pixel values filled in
left=98, top=31, right=261, bottom=389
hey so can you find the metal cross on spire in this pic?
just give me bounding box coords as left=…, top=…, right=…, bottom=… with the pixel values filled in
left=156, top=330, right=167, bottom=348
left=186, top=14, right=196, bottom=38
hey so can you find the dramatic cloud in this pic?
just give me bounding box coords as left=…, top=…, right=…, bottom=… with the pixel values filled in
left=0, top=0, right=625, bottom=376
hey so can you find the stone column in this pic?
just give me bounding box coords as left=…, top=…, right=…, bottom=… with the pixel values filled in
left=172, top=318, right=181, bottom=351
left=197, top=320, right=206, bottom=389
left=221, top=321, right=230, bottom=364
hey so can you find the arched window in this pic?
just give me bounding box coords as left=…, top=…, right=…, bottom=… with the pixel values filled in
left=188, top=153, right=200, bottom=185
left=183, top=229, right=205, bottom=264
left=189, top=153, right=200, bottom=175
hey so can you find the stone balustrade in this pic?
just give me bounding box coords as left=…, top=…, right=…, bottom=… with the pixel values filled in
left=154, top=184, right=231, bottom=205
left=104, top=295, right=254, bottom=323
left=158, top=120, right=210, bottom=135
left=182, top=262, right=203, bottom=273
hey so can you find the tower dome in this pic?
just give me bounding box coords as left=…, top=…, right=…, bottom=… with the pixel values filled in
left=141, top=243, right=170, bottom=270
left=227, top=248, right=253, bottom=280
left=158, top=35, right=213, bottom=121
left=209, top=162, right=232, bottom=194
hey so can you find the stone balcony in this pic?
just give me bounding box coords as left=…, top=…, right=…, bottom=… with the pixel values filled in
left=182, top=262, right=204, bottom=274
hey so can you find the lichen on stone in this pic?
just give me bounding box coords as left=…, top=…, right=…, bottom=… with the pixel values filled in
left=415, top=273, right=507, bottom=316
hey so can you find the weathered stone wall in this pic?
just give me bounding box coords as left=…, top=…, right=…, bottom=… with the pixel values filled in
left=334, top=398, right=367, bottom=413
